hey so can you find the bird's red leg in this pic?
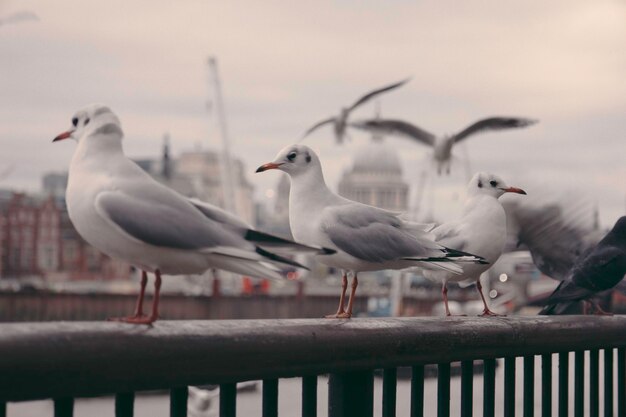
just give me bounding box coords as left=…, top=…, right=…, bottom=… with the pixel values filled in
left=325, top=272, right=348, bottom=318
left=110, top=270, right=161, bottom=325
left=341, top=273, right=358, bottom=318
left=592, top=301, right=613, bottom=316
left=442, top=283, right=452, bottom=316
left=133, top=271, right=148, bottom=317
left=477, top=279, right=503, bottom=317
left=108, top=271, right=149, bottom=322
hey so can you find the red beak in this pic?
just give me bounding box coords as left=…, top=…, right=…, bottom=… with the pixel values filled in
left=53, top=130, right=74, bottom=142
left=256, top=162, right=283, bottom=173
left=502, top=186, right=527, bottom=195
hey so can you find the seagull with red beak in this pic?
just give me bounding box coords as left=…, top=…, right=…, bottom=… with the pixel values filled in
left=422, top=172, right=527, bottom=316
left=257, top=144, right=487, bottom=318
left=53, top=104, right=334, bottom=324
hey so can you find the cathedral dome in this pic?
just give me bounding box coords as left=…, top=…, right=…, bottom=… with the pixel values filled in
left=352, top=140, right=402, bottom=174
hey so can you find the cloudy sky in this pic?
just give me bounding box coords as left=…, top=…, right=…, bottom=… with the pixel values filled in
left=1, top=0, right=624, bottom=226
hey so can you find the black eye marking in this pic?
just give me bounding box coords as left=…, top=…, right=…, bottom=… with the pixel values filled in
left=287, top=151, right=297, bottom=162
left=478, top=180, right=483, bottom=188
left=305, top=152, right=311, bottom=163
left=72, top=117, right=78, bottom=127
left=84, top=118, right=90, bottom=125
left=490, top=180, right=498, bottom=187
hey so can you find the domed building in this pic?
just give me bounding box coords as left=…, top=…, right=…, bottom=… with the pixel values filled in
left=338, top=138, right=409, bottom=211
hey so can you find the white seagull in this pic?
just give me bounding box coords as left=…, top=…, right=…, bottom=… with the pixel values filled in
left=350, top=116, right=538, bottom=174
left=422, top=172, right=526, bottom=316
left=53, top=104, right=334, bottom=324
left=256, top=144, right=486, bottom=318
left=301, top=78, right=410, bottom=143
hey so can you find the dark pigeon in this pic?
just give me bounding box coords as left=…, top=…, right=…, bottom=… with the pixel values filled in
left=539, top=216, right=626, bottom=315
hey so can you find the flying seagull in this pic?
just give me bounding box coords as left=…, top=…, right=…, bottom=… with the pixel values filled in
left=421, top=172, right=526, bottom=316
left=256, top=144, right=485, bottom=318
left=351, top=116, right=538, bottom=174
left=301, top=78, right=410, bottom=143
left=53, top=104, right=334, bottom=324
left=539, top=216, right=626, bottom=315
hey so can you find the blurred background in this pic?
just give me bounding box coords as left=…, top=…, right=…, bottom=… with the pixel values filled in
left=0, top=0, right=625, bottom=321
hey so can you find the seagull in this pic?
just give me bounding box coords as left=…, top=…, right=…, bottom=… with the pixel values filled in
left=539, top=216, right=626, bottom=315
left=350, top=116, right=538, bottom=174
left=256, top=144, right=486, bottom=318
left=422, top=172, right=527, bottom=316
left=53, top=104, right=334, bottom=324
left=301, top=78, right=410, bottom=143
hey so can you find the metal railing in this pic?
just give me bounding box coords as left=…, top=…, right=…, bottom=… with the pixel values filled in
left=0, top=316, right=624, bottom=417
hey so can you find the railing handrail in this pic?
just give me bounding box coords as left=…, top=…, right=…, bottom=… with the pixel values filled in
left=0, top=316, right=624, bottom=402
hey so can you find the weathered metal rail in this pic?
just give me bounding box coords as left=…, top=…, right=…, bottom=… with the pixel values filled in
left=0, top=316, right=624, bottom=416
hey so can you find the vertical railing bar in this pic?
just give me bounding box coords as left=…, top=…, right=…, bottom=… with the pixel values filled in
left=504, top=357, right=515, bottom=417
left=541, top=354, right=552, bottom=417
left=328, top=370, right=374, bottom=417
left=219, top=383, right=237, bottom=417
left=115, top=392, right=135, bottom=417
left=589, top=349, right=599, bottom=417
left=410, top=365, right=425, bottom=417
left=0, top=402, right=6, bottom=417
left=574, top=351, right=585, bottom=417
left=483, top=358, right=496, bottom=417
left=382, top=368, right=397, bottom=417
left=170, top=386, right=188, bottom=417
left=558, top=352, right=569, bottom=417
left=461, top=360, right=473, bottom=417
left=53, top=397, right=74, bottom=417
left=603, top=349, right=613, bottom=417
left=263, top=379, right=279, bottom=417
left=437, top=363, right=451, bottom=417
left=302, top=375, right=318, bottom=417
left=524, top=355, right=535, bottom=417
left=618, top=348, right=625, bottom=417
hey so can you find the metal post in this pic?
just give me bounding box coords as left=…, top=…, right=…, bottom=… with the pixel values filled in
left=219, top=383, right=236, bottom=417
left=170, top=386, right=188, bottom=417
left=541, top=354, right=552, bottom=417
left=589, top=350, right=599, bottom=417
left=461, top=360, right=473, bottom=417
left=54, top=397, right=74, bottom=417
left=115, top=392, right=135, bottom=417
left=483, top=359, right=496, bottom=417
left=302, top=375, right=318, bottom=417
left=618, top=348, right=625, bottom=417
left=411, top=365, right=425, bottom=417
left=524, top=355, right=535, bottom=417
left=603, top=349, right=613, bottom=417
left=558, top=352, right=569, bottom=417
left=574, top=351, right=584, bottom=417
left=263, top=379, right=278, bottom=417
left=438, top=363, right=451, bottom=417
left=504, top=357, right=515, bottom=417
left=328, top=370, right=374, bottom=417
left=382, top=368, right=397, bottom=417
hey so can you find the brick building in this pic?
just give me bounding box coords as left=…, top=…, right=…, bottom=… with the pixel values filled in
left=0, top=192, right=130, bottom=281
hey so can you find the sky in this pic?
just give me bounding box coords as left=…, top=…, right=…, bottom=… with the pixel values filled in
left=1, top=0, right=625, bottom=226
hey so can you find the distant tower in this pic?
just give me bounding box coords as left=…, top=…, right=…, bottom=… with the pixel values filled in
left=161, top=133, right=171, bottom=180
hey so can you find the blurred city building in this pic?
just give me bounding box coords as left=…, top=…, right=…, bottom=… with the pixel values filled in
left=338, top=136, right=409, bottom=211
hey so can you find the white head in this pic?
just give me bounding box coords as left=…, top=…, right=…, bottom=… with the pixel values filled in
left=255, top=144, right=323, bottom=179
left=53, top=104, right=123, bottom=146
left=468, top=172, right=526, bottom=199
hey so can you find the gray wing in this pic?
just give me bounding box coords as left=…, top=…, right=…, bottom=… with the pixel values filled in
left=96, top=190, right=244, bottom=250
left=350, top=118, right=436, bottom=146
left=302, top=117, right=335, bottom=138
left=321, top=203, right=442, bottom=263
left=453, top=117, right=538, bottom=143
left=430, top=221, right=467, bottom=252
left=502, top=188, right=599, bottom=279
left=348, top=78, right=411, bottom=111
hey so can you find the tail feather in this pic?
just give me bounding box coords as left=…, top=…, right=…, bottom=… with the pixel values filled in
left=245, top=230, right=335, bottom=255
left=442, top=247, right=488, bottom=264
